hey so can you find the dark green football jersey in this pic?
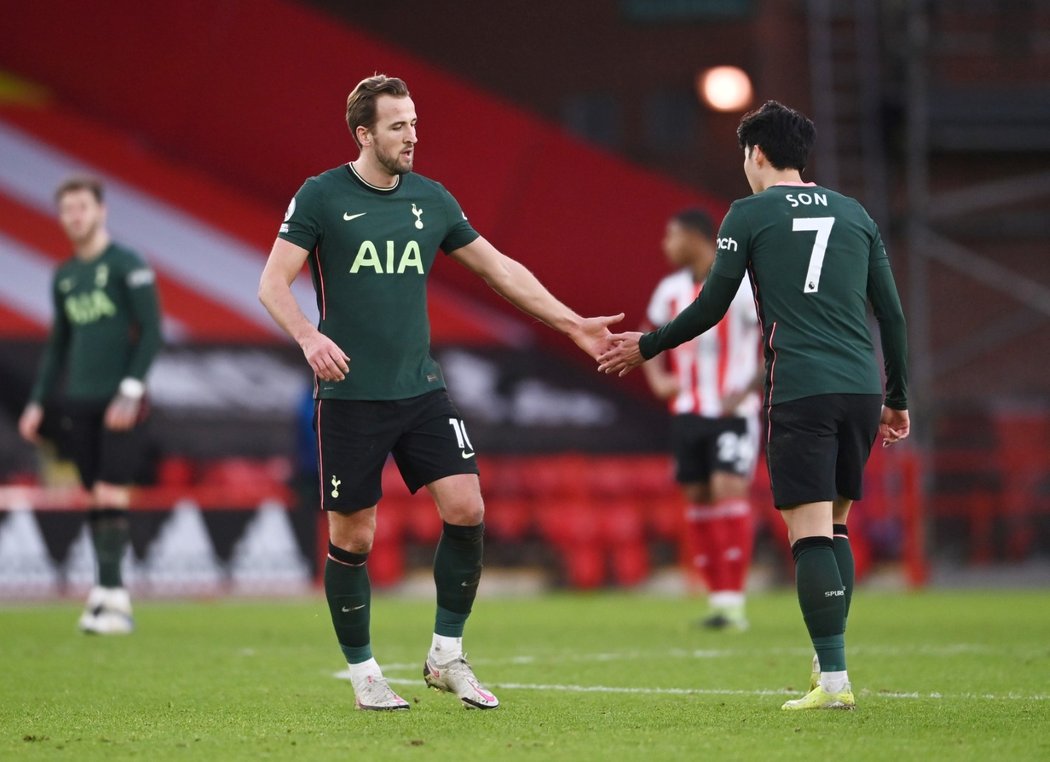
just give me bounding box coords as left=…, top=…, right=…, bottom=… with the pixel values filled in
left=640, top=184, right=907, bottom=409
left=31, top=242, right=163, bottom=403
left=278, top=164, right=479, bottom=400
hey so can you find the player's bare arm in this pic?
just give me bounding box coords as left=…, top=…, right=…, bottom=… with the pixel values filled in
left=259, top=238, right=350, bottom=382
left=449, top=236, right=624, bottom=360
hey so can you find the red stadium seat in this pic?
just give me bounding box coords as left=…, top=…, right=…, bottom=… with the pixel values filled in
left=484, top=496, right=532, bottom=542
left=565, top=545, right=605, bottom=589
left=601, top=499, right=645, bottom=544
left=156, top=456, right=194, bottom=486
left=648, top=494, right=684, bottom=541
left=612, top=545, right=650, bottom=587
left=369, top=506, right=406, bottom=587
left=404, top=495, right=442, bottom=544
left=603, top=500, right=649, bottom=586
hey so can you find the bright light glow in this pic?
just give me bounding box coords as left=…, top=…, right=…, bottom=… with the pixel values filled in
left=698, top=66, right=753, bottom=112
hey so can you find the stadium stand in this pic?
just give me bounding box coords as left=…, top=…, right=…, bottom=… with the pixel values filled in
left=0, top=102, right=522, bottom=346
left=1, top=1, right=1045, bottom=595
left=0, top=0, right=725, bottom=343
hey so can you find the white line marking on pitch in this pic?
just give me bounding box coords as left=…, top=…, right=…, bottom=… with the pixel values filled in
left=332, top=671, right=1047, bottom=702
left=358, top=642, right=1041, bottom=674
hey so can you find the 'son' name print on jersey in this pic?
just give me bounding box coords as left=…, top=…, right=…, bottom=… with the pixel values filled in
left=784, top=191, right=829, bottom=208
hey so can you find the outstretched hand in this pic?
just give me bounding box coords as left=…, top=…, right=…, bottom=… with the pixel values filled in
left=880, top=406, right=910, bottom=447
left=597, top=332, right=645, bottom=377
left=570, top=313, right=625, bottom=360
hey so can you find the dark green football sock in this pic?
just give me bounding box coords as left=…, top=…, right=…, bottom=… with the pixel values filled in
left=833, top=524, right=854, bottom=626
left=324, top=543, right=372, bottom=664
left=89, top=508, right=130, bottom=588
left=792, top=536, right=847, bottom=672
left=433, top=522, right=484, bottom=638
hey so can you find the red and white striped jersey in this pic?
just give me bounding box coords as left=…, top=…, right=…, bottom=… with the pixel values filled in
left=646, top=269, right=761, bottom=417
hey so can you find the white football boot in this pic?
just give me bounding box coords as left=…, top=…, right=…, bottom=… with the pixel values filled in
left=423, top=654, right=500, bottom=709
left=79, top=586, right=134, bottom=635
left=353, top=674, right=410, bottom=711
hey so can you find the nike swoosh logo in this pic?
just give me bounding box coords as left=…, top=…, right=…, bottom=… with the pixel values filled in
left=461, top=451, right=476, bottom=459
left=469, top=680, right=497, bottom=702
left=343, top=212, right=367, bottom=221
left=341, top=604, right=366, bottom=612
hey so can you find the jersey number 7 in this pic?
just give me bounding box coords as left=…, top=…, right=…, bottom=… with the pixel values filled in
left=792, top=217, right=836, bottom=294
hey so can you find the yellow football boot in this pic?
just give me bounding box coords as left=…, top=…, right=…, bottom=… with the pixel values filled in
left=781, top=683, right=856, bottom=711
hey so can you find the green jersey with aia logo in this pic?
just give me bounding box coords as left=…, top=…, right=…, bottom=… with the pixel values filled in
left=640, top=184, right=908, bottom=410
left=278, top=164, right=479, bottom=400
left=31, top=243, right=162, bottom=403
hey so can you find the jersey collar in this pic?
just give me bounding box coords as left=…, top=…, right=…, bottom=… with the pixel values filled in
left=346, top=162, right=402, bottom=194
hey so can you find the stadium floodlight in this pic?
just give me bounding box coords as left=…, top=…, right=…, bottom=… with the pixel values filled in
left=698, top=66, right=753, bottom=112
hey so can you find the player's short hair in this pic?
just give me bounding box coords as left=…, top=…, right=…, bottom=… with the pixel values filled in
left=346, top=74, right=411, bottom=147
left=736, top=100, right=816, bottom=172
left=670, top=208, right=714, bottom=238
left=54, top=175, right=104, bottom=204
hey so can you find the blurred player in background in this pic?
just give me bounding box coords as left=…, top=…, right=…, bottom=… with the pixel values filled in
left=599, top=101, right=909, bottom=711
left=18, top=176, right=162, bottom=635
left=641, top=209, right=761, bottom=631
left=258, top=74, right=622, bottom=711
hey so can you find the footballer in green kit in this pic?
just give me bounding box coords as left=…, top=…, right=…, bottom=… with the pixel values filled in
left=278, top=157, right=479, bottom=402
left=19, top=176, right=162, bottom=636
left=259, top=74, right=623, bottom=711
left=599, top=101, right=910, bottom=711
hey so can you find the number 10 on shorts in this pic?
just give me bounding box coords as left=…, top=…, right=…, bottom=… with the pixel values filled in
left=449, top=417, right=475, bottom=456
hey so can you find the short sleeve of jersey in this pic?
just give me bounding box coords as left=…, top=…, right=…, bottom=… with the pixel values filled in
left=278, top=178, right=325, bottom=252
left=436, top=184, right=480, bottom=254
left=710, top=202, right=753, bottom=280
left=122, top=250, right=156, bottom=289
left=646, top=278, right=672, bottom=326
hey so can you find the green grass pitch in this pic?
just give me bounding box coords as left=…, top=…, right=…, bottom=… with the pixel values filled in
left=2, top=589, right=1048, bottom=760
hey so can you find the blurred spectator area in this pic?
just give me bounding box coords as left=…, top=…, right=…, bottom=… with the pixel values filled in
left=2, top=446, right=937, bottom=595
left=1, top=0, right=1048, bottom=584
left=2, top=0, right=1046, bottom=402
left=7, top=428, right=1048, bottom=593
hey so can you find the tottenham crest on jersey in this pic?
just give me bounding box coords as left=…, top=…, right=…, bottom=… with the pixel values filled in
left=411, top=203, right=424, bottom=229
